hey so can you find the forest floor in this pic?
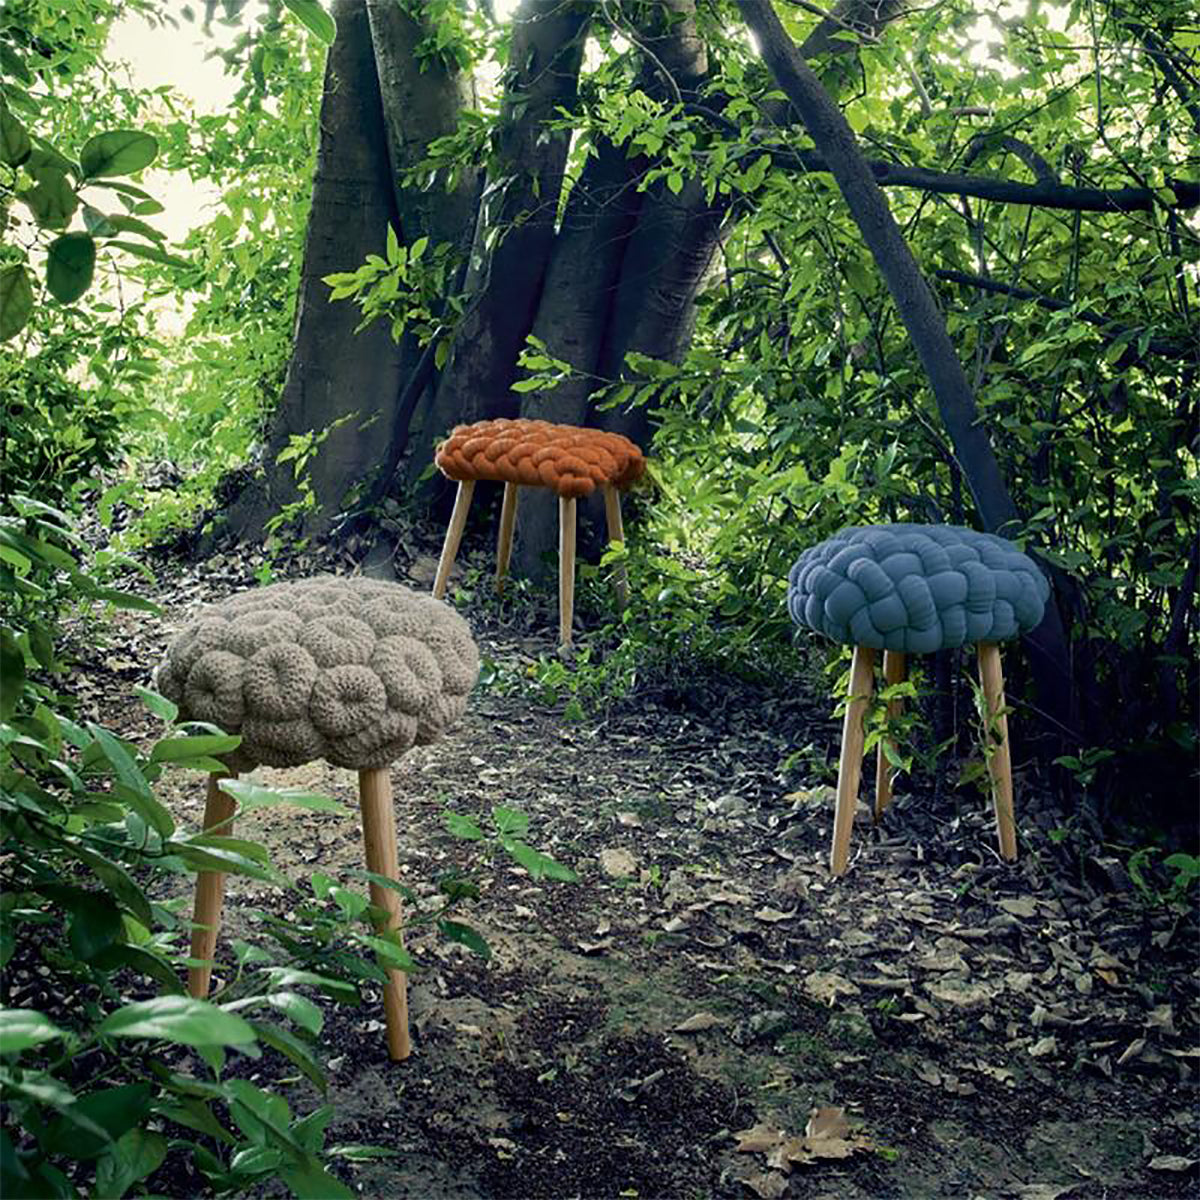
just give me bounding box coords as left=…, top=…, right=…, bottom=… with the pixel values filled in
left=73, top=520, right=1199, bottom=1200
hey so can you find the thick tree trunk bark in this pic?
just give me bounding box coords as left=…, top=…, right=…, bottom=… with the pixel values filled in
left=513, top=141, right=645, bottom=573
left=738, top=0, right=1077, bottom=743
left=513, top=0, right=720, bottom=576
left=218, top=0, right=408, bottom=544
left=401, top=0, right=592, bottom=489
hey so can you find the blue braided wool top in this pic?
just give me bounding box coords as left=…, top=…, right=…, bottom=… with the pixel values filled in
left=787, top=524, right=1049, bottom=653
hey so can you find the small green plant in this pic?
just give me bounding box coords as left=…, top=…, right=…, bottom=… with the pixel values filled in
left=1127, top=846, right=1200, bottom=908
left=263, top=414, right=354, bottom=548
left=442, top=804, right=578, bottom=882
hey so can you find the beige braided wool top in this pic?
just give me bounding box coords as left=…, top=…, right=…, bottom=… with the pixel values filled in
left=155, top=578, right=479, bottom=771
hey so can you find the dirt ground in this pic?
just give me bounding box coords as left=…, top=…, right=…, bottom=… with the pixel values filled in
left=72, top=532, right=1199, bottom=1200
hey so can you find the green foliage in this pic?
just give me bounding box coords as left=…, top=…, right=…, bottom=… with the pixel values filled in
left=1126, top=847, right=1200, bottom=909
left=0, top=536, right=366, bottom=1198
left=443, top=804, right=579, bottom=882
left=323, top=229, right=462, bottom=365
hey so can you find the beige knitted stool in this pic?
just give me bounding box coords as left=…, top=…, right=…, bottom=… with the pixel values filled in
left=155, top=577, right=479, bottom=1060
left=432, top=418, right=645, bottom=647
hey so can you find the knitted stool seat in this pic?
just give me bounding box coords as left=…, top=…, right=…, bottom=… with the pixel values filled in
left=787, top=524, right=1049, bottom=875
left=431, top=418, right=646, bottom=646
left=157, top=577, right=479, bottom=1059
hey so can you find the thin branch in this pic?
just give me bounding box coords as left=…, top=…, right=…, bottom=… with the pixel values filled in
left=934, top=269, right=1198, bottom=363
left=685, top=104, right=1200, bottom=212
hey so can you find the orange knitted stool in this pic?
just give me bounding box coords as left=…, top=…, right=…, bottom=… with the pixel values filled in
left=433, top=418, right=645, bottom=646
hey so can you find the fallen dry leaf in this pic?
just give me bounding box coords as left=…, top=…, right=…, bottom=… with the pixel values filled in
left=754, top=906, right=796, bottom=923
left=804, top=972, right=861, bottom=1004
left=598, top=848, right=637, bottom=878
left=737, top=1169, right=789, bottom=1198
left=926, top=978, right=998, bottom=1007
left=734, top=1124, right=785, bottom=1155
left=1148, top=1155, right=1197, bottom=1172
left=673, top=1012, right=725, bottom=1033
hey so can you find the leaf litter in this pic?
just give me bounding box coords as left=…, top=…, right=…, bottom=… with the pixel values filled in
left=52, top=523, right=1200, bottom=1199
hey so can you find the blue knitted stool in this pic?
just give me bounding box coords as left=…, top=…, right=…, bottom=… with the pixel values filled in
left=788, top=524, right=1049, bottom=875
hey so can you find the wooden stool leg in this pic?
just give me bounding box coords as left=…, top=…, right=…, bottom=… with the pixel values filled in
left=559, top=495, right=577, bottom=648
left=188, top=771, right=238, bottom=999
left=874, top=650, right=906, bottom=820
left=831, top=645, right=876, bottom=876
left=602, top=484, right=629, bottom=610
left=495, top=482, right=519, bottom=596
left=977, top=642, right=1017, bottom=862
left=358, top=767, right=411, bottom=1061
left=432, top=480, right=475, bottom=600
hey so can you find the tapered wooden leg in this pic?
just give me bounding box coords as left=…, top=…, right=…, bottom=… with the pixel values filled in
left=495, top=482, right=519, bottom=596
left=559, top=495, right=577, bottom=648
left=977, top=642, right=1017, bottom=862
left=874, top=650, right=906, bottom=820
left=831, top=645, right=876, bottom=876
left=432, top=480, right=475, bottom=600
left=358, top=767, right=411, bottom=1061
left=602, top=484, right=629, bottom=610
left=188, top=771, right=238, bottom=999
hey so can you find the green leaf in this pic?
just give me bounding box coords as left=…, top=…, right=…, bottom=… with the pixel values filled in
left=114, top=781, right=178, bottom=840
left=262, top=967, right=359, bottom=1004
left=167, top=841, right=278, bottom=882
left=94, top=1127, right=168, bottom=1198
left=98, top=997, right=257, bottom=1046
left=151, top=733, right=241, bottom=763
left=90, top=945, right=186, bottom=994
left=282, top=0, right=337, bottom=43
left=502, top=838, right=578, bottom=881
left=491, top=805, right=529, bottom=837
left=282, top=1157, right=356, bottom=1200
left=79, top=130, right=158, bottom=179
left=46, top=232, right=96, bottom=304
left=88, top=724, right=175, bottom=837
left=88, top=586, right=161, bottom=613
left=82, top=203, right=116, bottom=235
left=106, top=238, right=191, bottom=270
left=18, top=167, right=77, bottom=228
left=0, top=264, right=34, bottom=340
left=100, top=212, right=165, bottom=243
left=442, top=811, right=484, bottom=840
left=44, top=1083, right=152, bottom=1160
left=249, top=1021, right=326, bottom=1090
left=264, top=992, right=323, bottom=1035
left=0, top=627, right=25, bottom=718
left=219, top=779, right=348, bottom=815
left=68, top=893, right=124, bottom=961
left=135, top=686, right=179, bottom=724
left=438, top=919, right=490, bottom=959
left=359, top=934, right=417, bottom=971
left=0, top=1007, right=66, bottom=1053
left=0, top=44, right=32, bottom=84
left=0, top=106, right=30, bottom=166
left=328, top=1144, right=400, bottom=1160
left=69, top=845, right=154, bottom=927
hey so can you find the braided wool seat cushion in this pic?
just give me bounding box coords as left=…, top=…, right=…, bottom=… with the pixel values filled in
left=435, top=418, right=645, bottom=499
left=155, top=578, right=479, bottom=771
left=788, top=524, right=1049, bottom=654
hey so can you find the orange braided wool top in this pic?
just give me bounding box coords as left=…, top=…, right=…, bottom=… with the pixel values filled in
left=435, top=418, right=645, bottom=499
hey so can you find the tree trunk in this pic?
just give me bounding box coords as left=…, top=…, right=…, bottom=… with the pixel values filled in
left=399, top=0, right=592, bottom=490
left=217, top=0, right=409, bottom=544
left=737, top=0, right=1076, bottom=743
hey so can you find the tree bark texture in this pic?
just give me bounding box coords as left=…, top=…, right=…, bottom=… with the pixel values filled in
left=401, top=0, right=592, bottom=484
left=220, top=0, right=408, bottom=542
